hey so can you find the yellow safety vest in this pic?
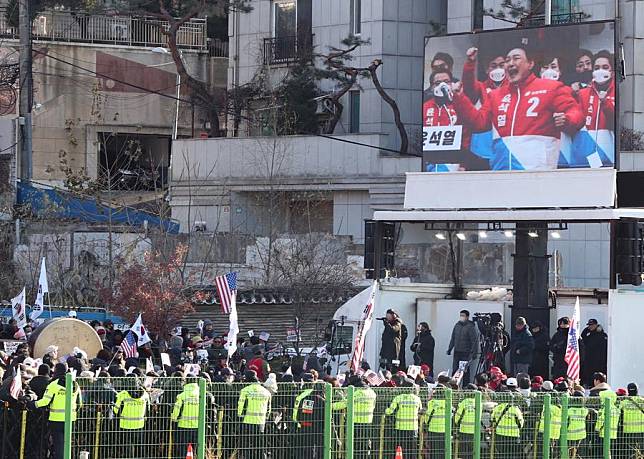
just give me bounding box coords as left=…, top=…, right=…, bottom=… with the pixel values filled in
left=566, top=407, right=589, bottom=441
left=455, top=398, right=476, bottom=435
left=538, top=404, right=562, bottom=440
left=35, top=379, right=81, bottom=422
left=385, top=393, right=422, bottom=431
left=491, top=402, right=523, bottom=438
left=620, top=396, right=644, bottom=434
left=425, top=398, right=447, bottom=433
left=596, top=391, right=618, bottom=439
left=237, top=383, right=272, bottom=425
left=114, top=390, right=149, bottom=430
left=353, top=388, right=377, bottom=424
left=171, top=383, right=200, bottom=429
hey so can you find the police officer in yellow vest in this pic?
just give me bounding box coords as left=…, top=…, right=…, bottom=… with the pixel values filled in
left=425, top=385, right=448, bottom=459
left=620, top=383, right=644, bottom=454
left=32, top=363, right=82, bottom=459
left=537, top=395, right=562, bottom=457
left=490, top=393, right=524, bottom=459
left=238, top=370, right=272, bottom=459
left=172, top=376, right=201, bottom=457
left=454, top=390, right=477, bottom=459
left=385, top=382, right=422, bottom=459
left=349, top=376, right=377, bottom=459
left=566, top=391, right=589, bottom=457
left=292, top=380, right=326, bottom=458
left=114, top=376, right=150, bottom=458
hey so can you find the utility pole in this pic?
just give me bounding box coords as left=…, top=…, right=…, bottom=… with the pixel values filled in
left=19, top=0, right=33, bottom=181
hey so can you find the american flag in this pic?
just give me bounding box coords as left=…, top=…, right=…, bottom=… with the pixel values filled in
left=9, top=367, right=22, bottom=400
left=349, top=281, right=378, bottom=372
left=121, top=331, right=139, bottom=359
left=364, top=370, right=385, bottom=386
left=215, top=272, right=237, bottom=314
left=565, top=297, right=581, bottom=381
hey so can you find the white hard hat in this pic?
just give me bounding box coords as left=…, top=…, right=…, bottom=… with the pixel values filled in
left=68, top=310, right=77, bottom=318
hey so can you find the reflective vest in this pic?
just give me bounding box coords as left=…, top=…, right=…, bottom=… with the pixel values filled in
left=171, top=383, right=200, bottom=429
left=538, top=404, right=562, bottom=440
left=293, top=389, right=324, bottom=428
left=353, top=388, right=377, bottom=424
left=385, top=393, right=422, bottom=431
left=455, top=397, right=476, bottom=434
left=620, top=396, right=644, bottom=434
left=425, top=398, right=447, bottom=433
left=491, top=402, right=524, bottom=438
left=596, top=390, right=618, bottom=439
left=35, top=379, right=81, bottom=422
left=114, top=390, right=149, bottom=430
left=238, top=383, right=272, bottom=425
left=566, top=407, right=589, bottom=441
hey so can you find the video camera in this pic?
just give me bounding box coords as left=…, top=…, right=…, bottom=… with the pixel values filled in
left=473, top=312, right=504, bottom=338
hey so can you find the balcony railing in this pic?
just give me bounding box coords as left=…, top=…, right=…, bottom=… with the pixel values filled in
left=522, top=12, right=586, bottom=27
left=263, top=35, right=313, bottom=65
left=0, top=8, right=208, bottom=50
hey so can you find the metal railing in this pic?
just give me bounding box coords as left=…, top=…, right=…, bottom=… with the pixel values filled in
left=263, top=34, right=313, bottom=65
left=523, top=12, right=586, bottom=27
left=10, top=375, right=637, bottom=459
left=0, top=8, right=208, bottom=50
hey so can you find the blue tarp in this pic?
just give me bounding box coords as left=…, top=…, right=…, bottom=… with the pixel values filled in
left=17, top=181, right=180, bottom=234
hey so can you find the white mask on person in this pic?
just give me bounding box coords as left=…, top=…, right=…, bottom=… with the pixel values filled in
left=489, top=68, right=506, bottom=83
left=593, top=69, right=611, bottom=85
left=541, top=68, right=560, bottom=81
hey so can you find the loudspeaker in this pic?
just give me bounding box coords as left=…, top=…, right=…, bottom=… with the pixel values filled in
left=615, top=221, right=644, bottom=286
left=364, top=221, right=396, bottom=279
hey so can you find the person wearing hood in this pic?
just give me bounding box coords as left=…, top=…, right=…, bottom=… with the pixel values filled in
left=172, top=376, right=201, bottom=457
left=379, top=309, right=402, bottom=371
left=32, top=362, right=81, bottom=459
left=410, top=322, right=435, bottom=371
left=529, top=320, right=550, bottom=380
left=201, top=319, right=215, bottom=339
left=550, top=317, right=571, bottom=379
left=509, top=317, right=534, bottom=376
left=580, top=318, right=608, bottom=387
left=113, top=376, right=149, bottom=457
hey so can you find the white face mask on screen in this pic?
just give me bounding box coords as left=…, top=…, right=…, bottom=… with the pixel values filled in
left=541, top=68, right=560, bottom=81
left=489, top=68, right=506, bottom=83
left=592, top=69, right=611, bottom=85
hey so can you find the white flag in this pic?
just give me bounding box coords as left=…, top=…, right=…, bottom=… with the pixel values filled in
left=31, top=258, right=48, bottom=320
left=11, top=287, right=27, bottom=328
left=131, top=314, right=151, bottom=346
left=225, top=291, right=239, bottom=358
left=146, top=357, right=154, bottom=374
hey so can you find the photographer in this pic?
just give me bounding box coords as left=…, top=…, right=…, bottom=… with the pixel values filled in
left=410, top=322, right=435, bottom=371
left=447, top=310, right=479, bottom=384
left=379, top=309, right=402, bottom=371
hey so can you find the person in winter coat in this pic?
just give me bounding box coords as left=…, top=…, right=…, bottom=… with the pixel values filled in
left=447, top=310, right=479, bottom=384
left=529, top=321, right=550, bottom=380
left=509, top=317, right=535, bottom=376
left=379, top=309, right=402, bottom=370
left=550, top=317, right=571, bottom=379
left=581, top=319, right=608, bottom=387
left=410, top=322, right=435, bottom=371
left=399, top=322, right=408, bottom=369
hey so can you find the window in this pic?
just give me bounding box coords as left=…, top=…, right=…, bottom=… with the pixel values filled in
left=472, top=0, right=484, bottom=30
left=349, top=90, right=360, bottom=133
left=350, top=0, right=361, bottom=35
left=273, top=1, right=297, bottom=38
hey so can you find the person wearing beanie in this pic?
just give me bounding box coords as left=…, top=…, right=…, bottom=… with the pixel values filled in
left=29, top=364, right=51, bottom=398
left=379, top=309, right=403, bottom=371
left=620, top=381, right=644, bottom=448
left=550, top=317, right=571, bottom=379
left=509, top=317, right=534, bottom=376
left=529, top=320, right=550, bottom=379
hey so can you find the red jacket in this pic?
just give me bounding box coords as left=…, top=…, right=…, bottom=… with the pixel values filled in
left=461, top=59, right=509, bottom=105
left=454, top=73, right=584, bottom=138
left=577, top=80, right=615, bottom=131
left=423, top=98, right=471, bottom=149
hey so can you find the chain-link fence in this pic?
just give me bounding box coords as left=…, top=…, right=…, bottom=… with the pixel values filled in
left=12, top=374, right=640, bottom=458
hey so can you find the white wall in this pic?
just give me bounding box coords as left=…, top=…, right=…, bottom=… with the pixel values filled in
left=608, top=289, right=644, bottom=388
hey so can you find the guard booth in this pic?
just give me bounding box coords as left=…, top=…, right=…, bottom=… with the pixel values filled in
left=366, top=168, right=644, bottom=386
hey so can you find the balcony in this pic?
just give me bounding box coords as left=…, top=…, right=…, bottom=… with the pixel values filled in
left=522, top=12, right=586, bottom=27
left=263, top=35, right=313, bottom=65
left=0, top=8, right=208, bottom=50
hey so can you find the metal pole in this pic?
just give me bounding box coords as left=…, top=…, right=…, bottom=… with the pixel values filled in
left=197, top=378, right=207, bottom=459
left=560, top=394, right=569, bottom=459
left=346, top=386, right=355, bottom=459
left=445, top=389, right=453, bottom=459
left=64, top=373, right=73, bottom=459
left=545, top=0, right=552, bottom=25
left=543, top=394, right=551, bottom=459
left=323, top=383, right=332, bottom=459
left=173, top=73, right=180, bottom=140
left=19, top=0, right=33, bottom=181
left=603, top=397, right=611, bottom=459
left=473, top=392, right=482, bottom=459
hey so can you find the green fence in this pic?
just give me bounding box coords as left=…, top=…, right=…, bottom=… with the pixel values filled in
left=21, top=374, right=643, bottom=458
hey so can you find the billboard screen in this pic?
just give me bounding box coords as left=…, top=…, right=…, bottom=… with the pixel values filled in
left=422, top=21, right=616, bottom=172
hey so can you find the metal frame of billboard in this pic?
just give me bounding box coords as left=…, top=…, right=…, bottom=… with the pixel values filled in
left=422, top=19, right=619, bottom=171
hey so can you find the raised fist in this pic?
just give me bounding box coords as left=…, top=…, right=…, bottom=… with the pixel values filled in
left=466, top=47, right=478, bottom=62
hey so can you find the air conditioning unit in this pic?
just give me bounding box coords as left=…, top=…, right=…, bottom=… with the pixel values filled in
left=110, top=23, right=128, bottom=41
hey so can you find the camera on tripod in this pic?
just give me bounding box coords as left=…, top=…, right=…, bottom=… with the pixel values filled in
left=473, top=312, right=509, bottom=374
left=473, top=312, right=504, bottom=339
